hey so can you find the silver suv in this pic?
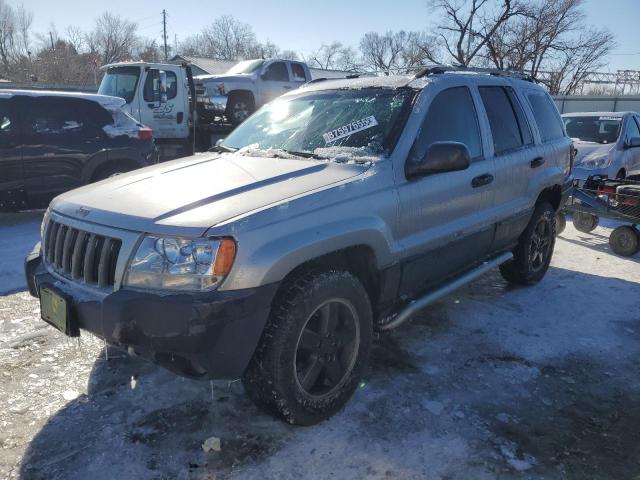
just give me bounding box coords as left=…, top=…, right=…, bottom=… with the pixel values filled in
left=563, top=111, right=640, bottom=180
left=26, top=67, right=572, bottom=425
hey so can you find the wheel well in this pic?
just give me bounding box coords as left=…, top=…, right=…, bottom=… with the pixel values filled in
left=91, top=159, right=139, bottom=182
left=279, top=246, right=380, bottom=307
left=227, top=90, right=255, bottom=105
left=536, top=185, right=562, bottom=211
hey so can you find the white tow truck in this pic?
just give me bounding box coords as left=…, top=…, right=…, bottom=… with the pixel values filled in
left=97, top=59, right=354, bottom=159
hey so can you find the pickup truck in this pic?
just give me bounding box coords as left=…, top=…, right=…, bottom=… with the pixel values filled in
left=195, top=59, right=317, bottom=125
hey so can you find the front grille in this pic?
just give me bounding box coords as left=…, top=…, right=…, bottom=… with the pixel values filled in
left=43, top=220, right=122, bottom=289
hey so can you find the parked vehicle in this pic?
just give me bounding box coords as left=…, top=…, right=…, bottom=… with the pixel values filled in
left=195, top=59, right=316, bottom=125
left=97, top=59, right=355, bottom=158
left=562, top=111, right=640, bottom=181
left=0, top=90, right=157, bottom=212
left=26, top=67, right=572, bottom=425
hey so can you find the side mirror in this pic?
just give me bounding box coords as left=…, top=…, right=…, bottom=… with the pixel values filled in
left=406, top=141, right=471, bottom=179
left=159, top=70, right=168, bottom=104
left=625, top=137, right=640, bottom=149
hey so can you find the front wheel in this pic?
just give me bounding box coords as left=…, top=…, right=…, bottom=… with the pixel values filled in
left=226, top=94, right=255, bottom=126
left=500, top=202, right=556, bottom=285
left=242, top=270, right=372, bottom=425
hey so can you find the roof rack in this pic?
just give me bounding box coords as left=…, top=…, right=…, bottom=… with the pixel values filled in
left=413, top=65, right=535, bottom=83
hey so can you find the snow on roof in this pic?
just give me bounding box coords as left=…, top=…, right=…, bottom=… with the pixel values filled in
left=296, top=75, right=414, bottom=93
left=0, top=89, right=125, bottom=110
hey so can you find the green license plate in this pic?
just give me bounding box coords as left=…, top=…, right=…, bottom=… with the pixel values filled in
left=40, top=286, right=71, bottom=335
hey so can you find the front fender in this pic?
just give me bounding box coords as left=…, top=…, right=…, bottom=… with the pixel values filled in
left=223, top=216, right=395, bottom=290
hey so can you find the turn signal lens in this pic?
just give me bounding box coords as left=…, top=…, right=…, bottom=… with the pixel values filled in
left=213, top=239, right=236, bottom=276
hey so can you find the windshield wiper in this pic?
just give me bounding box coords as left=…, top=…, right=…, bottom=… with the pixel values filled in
left=208, top=144, right=237, bottom=153
left=281, top=149, right=326, bottom=160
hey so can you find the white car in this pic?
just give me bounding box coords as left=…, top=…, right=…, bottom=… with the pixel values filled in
left=563, top=111, right=640, bottom=180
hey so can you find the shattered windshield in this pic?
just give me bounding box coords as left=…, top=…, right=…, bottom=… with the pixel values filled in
left=563, top=116, right=621, bottom=144
left=98, top=66, right=140, bottom=104
left=222, top=87, right=415, bottom=161
left=227, top=59, right=264, bottom=74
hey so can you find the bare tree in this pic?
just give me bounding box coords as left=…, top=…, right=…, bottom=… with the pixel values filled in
left=86, top=12, right=138, bottom=65
left=359, top=30, right=437, bottom=73
left=280, top=49, right=299, bottom=61
left=66, top=25, right=85, bottom=53
left=481, top=0, right=615, bottom=93
left=0, top=0, right=32, bottom=72
left=432, top=0, right=526, bottom=66
left=188, top=15, right=259, bottom=60
left=306, top=42, right=361, bottom=71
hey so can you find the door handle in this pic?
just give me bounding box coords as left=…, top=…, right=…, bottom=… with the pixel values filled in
left=283, top=86, right=293, bottom=90
left=530, top=157, right=545, bottom=168
left=471, top=173, right=494, bottom=188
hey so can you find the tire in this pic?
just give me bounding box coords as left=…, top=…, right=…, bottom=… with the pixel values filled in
left=572, top=212, right=599, bottom=233
left=609, top=226, right=640, bottom=257
left=500, top=202, right=556, bottom=286
left=555, top=212, right=566, bottom=235
left=242, top=269, right=373, bottom=426
left=226, top=93, right=255, bottom=126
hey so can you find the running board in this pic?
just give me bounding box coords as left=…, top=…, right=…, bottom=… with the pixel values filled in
left=379, top=252, right=513, bottom=331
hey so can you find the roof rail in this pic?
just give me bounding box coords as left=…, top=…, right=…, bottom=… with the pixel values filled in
left=306, top=77, right=329, bottom=84
left=413, top=65, right=535, bottom=83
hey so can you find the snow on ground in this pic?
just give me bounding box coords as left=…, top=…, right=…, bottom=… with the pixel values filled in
left=0, top=213, right=639, bottom=480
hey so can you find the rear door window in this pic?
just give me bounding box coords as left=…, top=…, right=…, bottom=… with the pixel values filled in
left=263, top=62, right=289, bottom=81
left=25, top=97, right=111, bottom=141
left=479, top=86, right=526, bottom=155
left=411, top=86, right=483, bottom=163
left=526, top=91, right=565, bottom=142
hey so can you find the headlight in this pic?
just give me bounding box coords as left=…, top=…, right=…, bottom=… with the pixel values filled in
left=124, top=236, right=236, bottom=291
left=580, top=154, right=612, bottom=170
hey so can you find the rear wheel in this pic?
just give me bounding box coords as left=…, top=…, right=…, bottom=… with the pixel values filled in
left=609, top=226, right=640, bottom=256
left=572, top=212, right=599, bottom=233
left=242, top=269, right=372, bottom=426
left=500, top=202, right=556, bottom=285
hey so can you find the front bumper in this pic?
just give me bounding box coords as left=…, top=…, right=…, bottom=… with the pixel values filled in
left=25, top=250, right=278, bottom=379
left=572, top=166, right=614, bottom=181
left=197, top=94, right=228, bottom=114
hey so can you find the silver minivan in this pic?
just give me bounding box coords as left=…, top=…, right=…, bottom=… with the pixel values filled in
left=563, top=111, right=640, bottom=180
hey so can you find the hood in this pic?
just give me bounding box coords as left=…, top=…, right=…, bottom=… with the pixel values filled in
left=572, top=141, right=615, bottom=166
left=52, top=153, right=370, bottom=235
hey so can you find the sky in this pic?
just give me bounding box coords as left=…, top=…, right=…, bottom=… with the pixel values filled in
left=25, top=0, right=640, bottom=72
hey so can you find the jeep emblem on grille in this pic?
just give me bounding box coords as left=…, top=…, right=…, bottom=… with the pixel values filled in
left=75, top=206, right=91, bottom=217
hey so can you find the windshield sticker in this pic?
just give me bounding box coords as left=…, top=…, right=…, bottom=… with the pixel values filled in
left=599, top=116, right=620, bottom=121
left=323, top=116, right=378, bottom=143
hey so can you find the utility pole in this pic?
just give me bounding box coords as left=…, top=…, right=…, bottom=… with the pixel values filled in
left=162, top=9, right=168, bottom=62
left=49, top=31, right=55, bottom=50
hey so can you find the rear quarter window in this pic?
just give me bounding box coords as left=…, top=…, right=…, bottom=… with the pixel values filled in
left=526, top=91, right=565, bottom=142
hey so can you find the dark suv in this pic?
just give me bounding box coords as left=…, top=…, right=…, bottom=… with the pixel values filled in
left=0, top=90, right=157, bottom=211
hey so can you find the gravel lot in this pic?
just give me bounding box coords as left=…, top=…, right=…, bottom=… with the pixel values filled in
left=1, top=212, right=639, bottom=480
